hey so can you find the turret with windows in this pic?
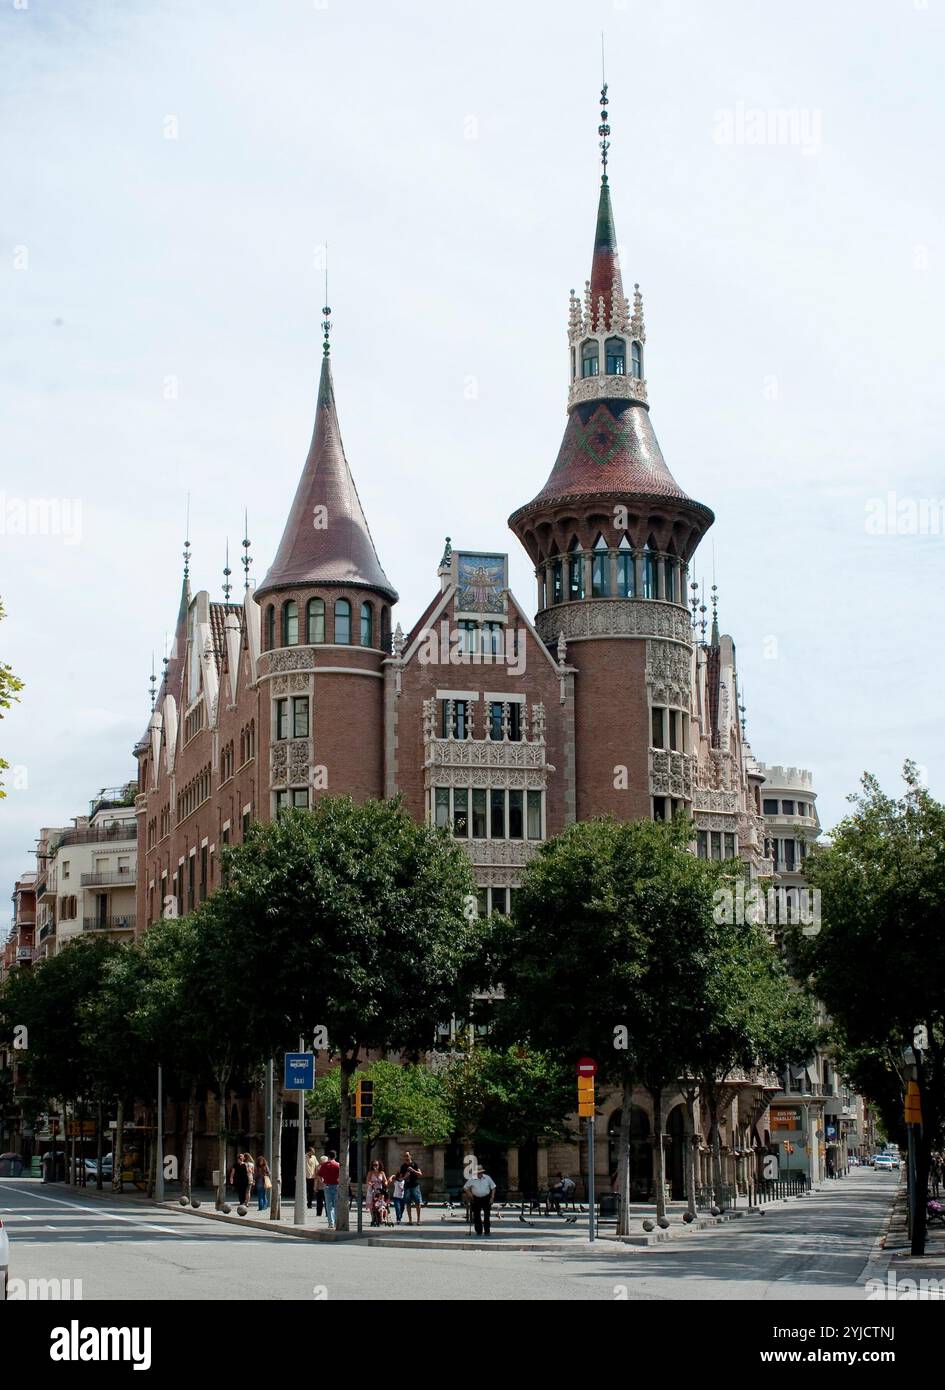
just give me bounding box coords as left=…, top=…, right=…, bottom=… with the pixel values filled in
left=254, top=315, right=398, bottom=811
left=508, top=84, right=714, bottom=822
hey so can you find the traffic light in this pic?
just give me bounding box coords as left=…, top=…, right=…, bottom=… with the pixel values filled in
left=355, top=1079, right=374, bottom=1121
left=577, top=1075, right=595, bottom=1118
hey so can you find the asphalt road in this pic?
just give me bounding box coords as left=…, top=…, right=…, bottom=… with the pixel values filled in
left=0, top=1168, right=898, bottom=1301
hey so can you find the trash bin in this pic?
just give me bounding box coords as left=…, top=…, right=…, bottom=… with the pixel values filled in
left=598, top=1193, right=619, bottom=1217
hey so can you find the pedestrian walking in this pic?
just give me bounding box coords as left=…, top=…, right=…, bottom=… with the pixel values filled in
left=305, top=1147, right=317, bottom=1210
left=398, top=1151, right=424, bottom=1225
left=463, top=1166, right=497, bottom=1237
left=366, top=1159, right=389, bottom=1227
left=234, top=1153, right=250, bottom=1207
left=391, top=1173, right=405, bottom=1223
left=315, top=1154, right=327, bottom=1217
left=255, top=1155, right=272, bottom=1212
left=318, top=1150, right=341, bottom=1228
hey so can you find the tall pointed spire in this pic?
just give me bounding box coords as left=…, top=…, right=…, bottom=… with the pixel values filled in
left=588, top=80, right=626, bottom=334
left=256, top=342, right=398, bottom=603
left=241, top=509, right=253, bottom=590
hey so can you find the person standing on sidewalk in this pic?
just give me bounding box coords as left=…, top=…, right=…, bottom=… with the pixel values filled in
left=391, top=1173, right=405, bottom=1223
left=463, top=1166, right=497, bottom=1237
left=314, top=1154, right=327, bottom=1217
left=318, top=1151, right=341, bottom=1229
left=305, top=1148, right=317, bottom=1210
left=234, top=1154, right=250, bottom=1208
left=399, top=1152, right=424, bottom=1225
left=255, top=1156, right=272, bottom=1212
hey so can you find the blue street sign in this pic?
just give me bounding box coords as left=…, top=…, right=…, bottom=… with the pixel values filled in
left=284, top=1052, right=315, bottom=1092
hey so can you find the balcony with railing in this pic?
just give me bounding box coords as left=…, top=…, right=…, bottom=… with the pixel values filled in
left=79, top=869, right=136, bottom=888
left=53, top=823, right=137, bottom=850
left=83, top=915, right=136, bottom=932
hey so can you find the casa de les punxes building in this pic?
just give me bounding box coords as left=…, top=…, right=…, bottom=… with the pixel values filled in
left=124, top=88, right=847, bottom=1202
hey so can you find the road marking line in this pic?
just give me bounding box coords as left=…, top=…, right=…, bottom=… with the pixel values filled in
left=4, top=1185, right=180, bottom=1236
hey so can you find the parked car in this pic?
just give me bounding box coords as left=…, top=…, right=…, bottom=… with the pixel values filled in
left=0, top=1213, right=9, bottom=1300
left=81, top=1154, right=114, bottom=1178
left=874, top=1153, right=894, bottom=1171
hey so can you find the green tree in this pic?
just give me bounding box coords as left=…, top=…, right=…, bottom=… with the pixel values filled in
left=210, top=797, right=478, bottom=1228
left=799, top=763, right=945, bottom=1254
left=491, top=816, right=723, bottom=1233
left=444, top=1045, right=575, bottom=1151
left=309, top=1059, right=454, bottom=1153
left=0, top=598, right=24, bottom=797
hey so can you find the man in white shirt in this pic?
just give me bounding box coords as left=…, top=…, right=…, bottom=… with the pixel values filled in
left=462, top=1166, right=497, bottom=1236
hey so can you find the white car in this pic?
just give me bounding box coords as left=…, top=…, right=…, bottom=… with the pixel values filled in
left=0, top=1213, right=9, bottom=1300
left=874, top=1153, right=894, bottom=1171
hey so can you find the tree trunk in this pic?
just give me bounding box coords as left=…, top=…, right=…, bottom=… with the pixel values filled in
left=651, top=1085, right=666, bottom=1221
left=270, top=1074, right=284, bottom=1219
left=96, top=1099, right=104, bottom=1192
left=684, top=1090, right=698, bottom=1218
left=214, top=1074, right=230, bottom=1209
left=707, top=1092, right=724, bottom=1209
left=336, top=1053, right=359, bottom=1233
left=615, top=1077, right=633, bottom=1236
left=113, top=1098, right=125, bottom=1192
left=182, top=1081, right=196, bottom=1199
left=69, top=1101, right=77, bottom=1186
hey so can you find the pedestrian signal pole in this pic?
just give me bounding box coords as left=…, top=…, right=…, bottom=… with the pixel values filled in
left=577, top=1058, right=597, bottom=1243
left=354, top=1079, right=373, bottom=1235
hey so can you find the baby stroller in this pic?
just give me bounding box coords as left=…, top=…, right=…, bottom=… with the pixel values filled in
left=927, top=1197, right=945, bottom=1227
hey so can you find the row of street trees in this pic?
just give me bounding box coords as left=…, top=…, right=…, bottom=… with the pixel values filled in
left=1, top=796, right=820, bottom=1236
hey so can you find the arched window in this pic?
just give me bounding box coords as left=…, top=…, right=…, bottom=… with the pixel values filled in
left=380, top=606, right=390, bottom=653
left=643, top=542, right=657, bottom=600
left=568, top=538, right=584, bottom=601
left=605, top=337, right=625, bottom=375
left=282, top=599, right=299, bottom=646
left=591, top=534, right=611, bottom=597
left=265, top=605, right=275, bottom=651
left=616, top=534, right=634, bottom=597
left=334, top=598, right=351, bottom=644
left=631, top=341, right=642, bottom=378
left=307, top=597, right=325, bottom=644
left=360, top=601, right=373, bottom=648
left=581, top=339, right=599, bottom=378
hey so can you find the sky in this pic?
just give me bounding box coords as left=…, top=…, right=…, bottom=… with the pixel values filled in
left=2, top=0, right=943, bottom=929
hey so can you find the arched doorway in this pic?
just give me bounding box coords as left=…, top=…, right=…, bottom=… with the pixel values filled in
left=607, top=1107, right=652, bottom=1199
left=666, top=1104, right=687, bottom=1200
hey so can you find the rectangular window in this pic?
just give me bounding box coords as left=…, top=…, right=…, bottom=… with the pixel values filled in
left=551, top=559, right=563, bottom=605
left=782, top=799, right=795, bottom=815
left=275, top=790, right=289, bottom=816
left=434, top=787, right=450, bottom=830
left=763, top=799, right=779, bottom=815
left=651, top=706, right=665, bottom=749
left=508, top=790, right=524, bottom=839
left=526, top=790, right=542, bottom=839
left=293, top=788, right=309, bottom=809
left=275, top=699, right=289, bottom=741
left=711, top=831, right=722, bottom=860
left=772, top=839, right=780, bottom=868
left=616, top=552, right=634, bottom=597
left=488, top=703, right=504, bottom=741
left=476, top=888, right=487, bottom=918
left=697, top=830, right=708, bottom=859
left=668, top=709, right=681, bottom=752
left=453, top=788, right=469, bottom=837
left=491, top=887, right=508, bottom=915
left=472, top=789, right=487, bottom=838
left=187, top=856, right=195, bottom=910
left=652, top=797, right=667, bottom=821
left=568, top=553, right=584, bottom=601
left=441, top=700, right=467, bottom=739
left=784, top=839, right=796, bottom=870
left=508, top=703, right=522, bottom=742
left=242, top=811, right=251, bottom=840
left=591, top=550, right=610, bottom=597
left=482, top=623, right=502, bottom=657
left=665, top=563, right=677, bottom=603
left=458, top=621, right=478, bottom=656
left=724, top=833, right=736, bottom=859
left=292, top=697, right=309, bottom=739
left=200, top=845, right=208, bottom=902
left=490, top=788, right=505, bottom=839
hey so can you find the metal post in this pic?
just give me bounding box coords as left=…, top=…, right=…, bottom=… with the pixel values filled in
left=587, top=1115, right=596, bottom=1243
left=265, top=1058, right=273, bottom=1165
left=155, top=1064, right=164, bottom=1203
left=356, top=1117, right=364, bottom=1234
left=906, top=1122, right=916, bottom=1240
left=294, top=1035, right=306, bottom=1226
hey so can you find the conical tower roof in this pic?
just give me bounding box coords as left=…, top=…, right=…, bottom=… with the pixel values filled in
left=257, top=353, right=397, bottom=603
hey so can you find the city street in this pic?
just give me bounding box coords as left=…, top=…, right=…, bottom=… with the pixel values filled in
left=0, top=1169, right=902, bottom=1301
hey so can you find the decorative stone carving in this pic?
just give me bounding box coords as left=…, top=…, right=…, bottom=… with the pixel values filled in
left=645, top=639, right=692, bottom=706
left=693, top=813, right=739, bottom=832
left=649, top=749, right=695, bottom=799
left=289, top=740, right=309, bottom=783
left=267, top=649, right=314, bottom=673
left=270, top=743, right=288, bottom=787
left=530, top=702, right=546, bottom=740
left=537, top=599, right=692, bottom=647
left=692, top=787, right=740, bottom=814
left=466, top=839, right=535, bottom=868
left=425, top=737, right=546, bottom=774
left=567, top=373, right=648, bottom=411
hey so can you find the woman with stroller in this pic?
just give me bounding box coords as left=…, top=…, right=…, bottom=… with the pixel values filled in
left=366, top=1158, right=389, bottom=1227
